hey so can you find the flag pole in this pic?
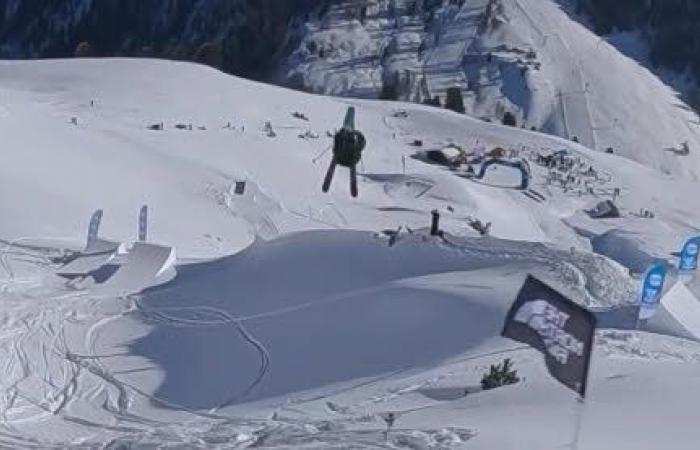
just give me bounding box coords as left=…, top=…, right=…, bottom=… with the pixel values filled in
left=570, top=396, right=585, bottom=450
left=571, top=325, right=594, bottom=450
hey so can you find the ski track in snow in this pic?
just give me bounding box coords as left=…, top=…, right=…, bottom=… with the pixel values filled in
left=0, top=237, right=691, bottom=448
left=0, top=240, right=595, bottom=447
left=131, top=301, right=271, bottom=411
left=0, top=205, right=638, bottom=448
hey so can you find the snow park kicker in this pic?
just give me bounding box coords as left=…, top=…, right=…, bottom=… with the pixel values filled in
left=56, top=237, right=122, bottom=280
left=56, top=209, right=124, bottom=279
left=658, top=281, right=700, bottom=339
left=94, top=242, right=176, bottom=296
left=593, top=302, right=700, bottom=342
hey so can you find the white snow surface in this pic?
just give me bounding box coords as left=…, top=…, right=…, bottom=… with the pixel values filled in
left=1, top=57, right=700, bottom=448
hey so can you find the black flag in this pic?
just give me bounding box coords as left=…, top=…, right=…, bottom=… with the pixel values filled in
left=502, top=275, right=596, bottom=397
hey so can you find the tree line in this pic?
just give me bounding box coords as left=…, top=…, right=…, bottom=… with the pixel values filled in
left=579, top=0, right=700, bottom=107
left=0, top=0, right=322, bottom=79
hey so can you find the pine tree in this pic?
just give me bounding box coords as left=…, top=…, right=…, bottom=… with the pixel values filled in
left=502, top=111, right=517, bottom=127
left=423, top=96, right=441, bottom=107
left=380, top=71, right=400, bottom=100
left=74, top=41, right=94, bottom=58
left=481, top=358, right=520, bottom=390
left=195, top=42, right=223, bottom=69
left=444, top=87, right=465, bottom=114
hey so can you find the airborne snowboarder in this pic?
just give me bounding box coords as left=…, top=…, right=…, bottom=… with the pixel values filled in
left=322, top=107, right=366, bottom=197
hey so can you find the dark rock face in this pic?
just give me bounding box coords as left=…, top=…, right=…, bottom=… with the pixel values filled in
left=578, top=3, right=699, bottom=78
left=0, top=0, right=324, bottom=78
left=572, top=0, right=700, bottom=109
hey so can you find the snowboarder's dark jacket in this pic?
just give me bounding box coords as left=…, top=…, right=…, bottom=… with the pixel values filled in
left=333, top=129, right=366, bottom=167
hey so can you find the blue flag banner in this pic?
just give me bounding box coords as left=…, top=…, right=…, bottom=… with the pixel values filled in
left=87, top=209, right=103, bottom=244
left=638, top=262, right=667, bottom=320
left=678, top=236, right=700, bottom=273
left=139, top=205, right=148, bottom=242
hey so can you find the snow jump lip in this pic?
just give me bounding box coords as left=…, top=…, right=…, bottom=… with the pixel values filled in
left=56, top=237, right=123, bottom=279
left=92, top=242, right=176, bottom=296
left=593, top=281, right=700, bottom=342
left=57, top=240, right=176, bottom=296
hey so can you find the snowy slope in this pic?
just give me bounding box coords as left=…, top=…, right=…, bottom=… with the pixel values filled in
left=498, top=0, right=700, bottom=179
left=287, top=0, right=700, bottom=181
left=1, top=58, right=700, bottom=448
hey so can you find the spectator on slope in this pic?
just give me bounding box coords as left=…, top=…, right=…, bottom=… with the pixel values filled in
left=382, top=412, right=396, bottom=441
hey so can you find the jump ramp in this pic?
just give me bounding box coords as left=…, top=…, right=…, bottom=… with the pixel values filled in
left=57, top=209, right=122, bottom=279
left=594, top=280, right=700, bottom=341
left=56, top=238, right=124, bottom=279
left=92, top=242, right=176, bottom=296
left=57, top=207, right=175, bottom=295
left=658, top=281, right=700, bottom=338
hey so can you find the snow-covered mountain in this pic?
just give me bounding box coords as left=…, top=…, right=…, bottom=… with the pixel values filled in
left=1, top=56, right=700, bottom=448
left=285, top=0, right=700, bottom=180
